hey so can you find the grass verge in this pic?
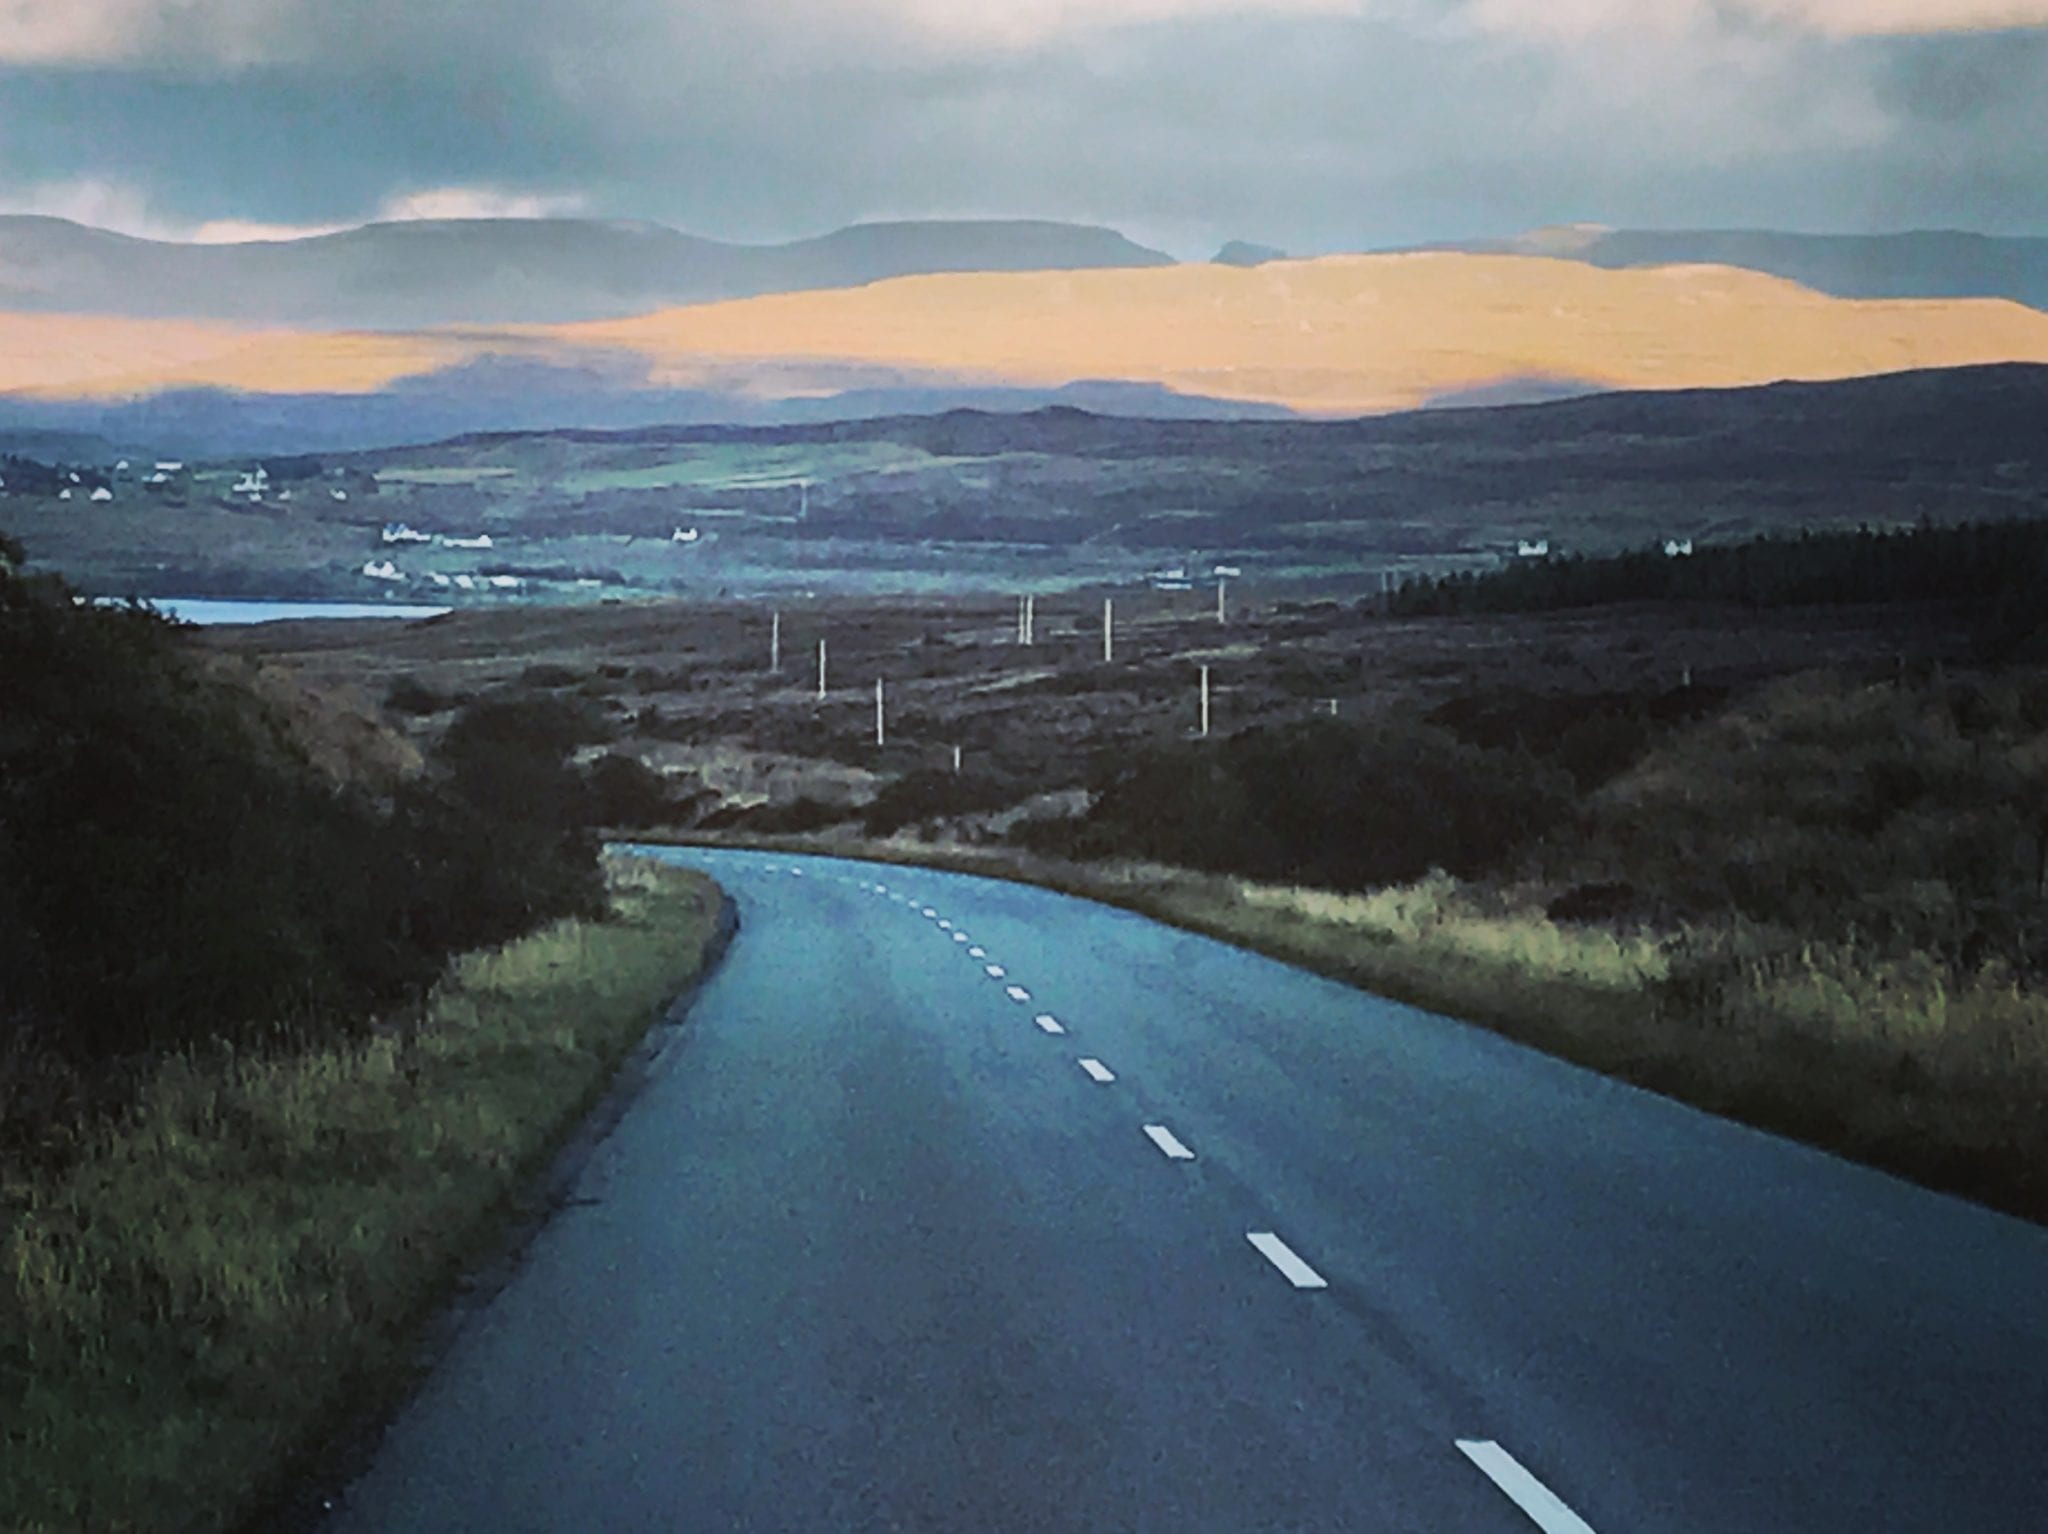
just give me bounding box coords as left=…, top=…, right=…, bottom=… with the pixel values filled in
left=1, top=855, right=727, bottom=1534
left=644, top=829, right=2048, bottom=1227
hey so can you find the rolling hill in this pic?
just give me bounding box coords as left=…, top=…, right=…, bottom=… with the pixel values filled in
left=0, top=215, right=1173, bottom=329
left=5, top=363, right=2044, bottom=604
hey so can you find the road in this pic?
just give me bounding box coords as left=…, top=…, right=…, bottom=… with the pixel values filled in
left=319, top=848, right=2048, bottom=1532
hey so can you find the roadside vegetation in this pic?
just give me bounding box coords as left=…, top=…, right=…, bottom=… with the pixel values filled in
left=1, top=534, right=728, bottom=1532
left=178, top=509, right=2048, bottom=1225
left=627, top=524, right=2048, bottom=1227
left=2, top=856, right=724, bottom=1534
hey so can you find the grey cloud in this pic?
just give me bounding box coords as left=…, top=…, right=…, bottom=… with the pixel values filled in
left=1, top=0, right=2044, bottom=255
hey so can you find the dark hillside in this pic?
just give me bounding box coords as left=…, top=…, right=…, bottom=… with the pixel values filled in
left=0, top=536, right=602, bottom=1118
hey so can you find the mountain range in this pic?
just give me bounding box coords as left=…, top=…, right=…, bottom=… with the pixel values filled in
left=1436, top=225, right=2048, bottom=311
left=8, top=213, right=2048, bottom=333
left=8, top=251, right=2047, bottom=409
left=0, top=215, right=1172, bottom=329
left=6, top=215, right=2048, bottom=455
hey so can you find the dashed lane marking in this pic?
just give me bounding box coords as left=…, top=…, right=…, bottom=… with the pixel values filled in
left=984, top=963, right=1007, bottom=978
left=1034, top=1014, right=1066, bottom=1035
left=952, top=933, right=970, bottom=944
left=1005, top=985, right=1031, bottom=1001
left=1078, top=1058, right=1114, bottom=1082
left=1246, top=1232, right=1328, bottom=1290
left=968, top=946, right=987, bottom=959
left=1143, top=1124, right=1195, bottom=1161
left=1454, top=1441, right=1600, bottom=1534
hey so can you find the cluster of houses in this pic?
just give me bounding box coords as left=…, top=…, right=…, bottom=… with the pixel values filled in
left=360, top=560, right=523, bottom=591
left=364, top=522, right=519, bottom=593
left=1142, top=561, right=1242, bottom=592
left=1513, top=537, right=1697, bottom=559
left=4, top=455, right=374, bottom=513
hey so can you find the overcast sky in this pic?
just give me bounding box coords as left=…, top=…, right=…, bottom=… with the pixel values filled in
left=2, top=0, right=2045, bottom=255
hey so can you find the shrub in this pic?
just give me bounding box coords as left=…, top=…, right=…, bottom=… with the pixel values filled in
left=583, top=753, right=677, bottom=827
left=862, top=769, right=1028, bottom=835
left=1028, top=716, right=1571, bottom=890
left=0, top=539, right=603, bottom=1072
left=384, top=675, right=445, bottom=716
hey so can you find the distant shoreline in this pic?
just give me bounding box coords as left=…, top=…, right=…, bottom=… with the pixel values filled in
left=129, top=597, right=454, bottom=624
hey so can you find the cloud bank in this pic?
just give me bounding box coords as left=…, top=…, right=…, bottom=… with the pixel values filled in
left=0, top=0, right=2042, bottom=254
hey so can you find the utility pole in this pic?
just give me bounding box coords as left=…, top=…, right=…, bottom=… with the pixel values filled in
left=1102, top=597, right=1114, bottom=663
left=1216, top=580, right=1227, bottom=625
left=1017, top=594, right=1026, bottom=645
left=770, top=610, right=782, bottom=673
left=1025, top=592, right=1035, bottom=646
left=1200, top=665, right=1211, bottom=738
left=816, top=638, right=827, bottom=701
left=875, top=677, right=885, bottom=747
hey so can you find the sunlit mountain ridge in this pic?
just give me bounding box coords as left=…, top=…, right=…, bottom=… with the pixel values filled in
left=8, top=252, right=2048, bottom=421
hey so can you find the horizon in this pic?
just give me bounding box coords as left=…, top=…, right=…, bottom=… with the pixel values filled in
left=8, top=208, right=2048, bottom=261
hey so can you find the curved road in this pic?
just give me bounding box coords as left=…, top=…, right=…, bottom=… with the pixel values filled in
left=320, top=848, right=2048, bottom=1532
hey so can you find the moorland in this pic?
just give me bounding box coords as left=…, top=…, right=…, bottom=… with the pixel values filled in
left=184, top=508, right=2048, bottom=1236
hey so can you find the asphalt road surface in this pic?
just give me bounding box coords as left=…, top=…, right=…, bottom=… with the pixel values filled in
left=319, top=848, right=2048, bottom=1532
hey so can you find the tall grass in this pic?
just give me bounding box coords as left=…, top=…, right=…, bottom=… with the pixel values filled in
left=1235, top=874, right=1669, bottom=992
left=1, top=856, right=724, bottom=1534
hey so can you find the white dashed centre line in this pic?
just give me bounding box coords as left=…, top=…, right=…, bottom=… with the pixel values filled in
left=921, top=907, right=938, bottom=918
left=1004, top=985, right=1031, bottom=1002
left=937, top=920, right=953, bottom=931
left=1246, top=1232, right=1328, bottom=1290
left=952, top=933, right=970, bottom=944
left=1034, top=1014, right=1066, bottom=1035
left=984, top=963, right=1007, bottom=978
left=1143, top=1124, right=1195, bottom=1161
left=1454, top=1441, right=1600, bottom=1534
left=1078, top=1057, right=1114, bottom=1082
left=968, top=946, right=987, bottom=959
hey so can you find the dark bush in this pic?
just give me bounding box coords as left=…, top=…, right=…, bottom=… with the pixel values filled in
left=0, top=542, right=602, bottom=1068
left=384, top=675, right=445, bottom=716
left=519, top=662, right=581, bottom=689
left=583, top=753, right=677, bottom=827
left=1027, top=716, right=1570, bottom=890
left=863, top=769, right=1027, bottom=835
left=1547, top=881, right=1647, bottom=925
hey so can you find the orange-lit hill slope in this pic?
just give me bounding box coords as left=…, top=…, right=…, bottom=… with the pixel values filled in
left=11, top=253, right=2048, bottom=415
left=0, top=312, right=469, bottom=398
